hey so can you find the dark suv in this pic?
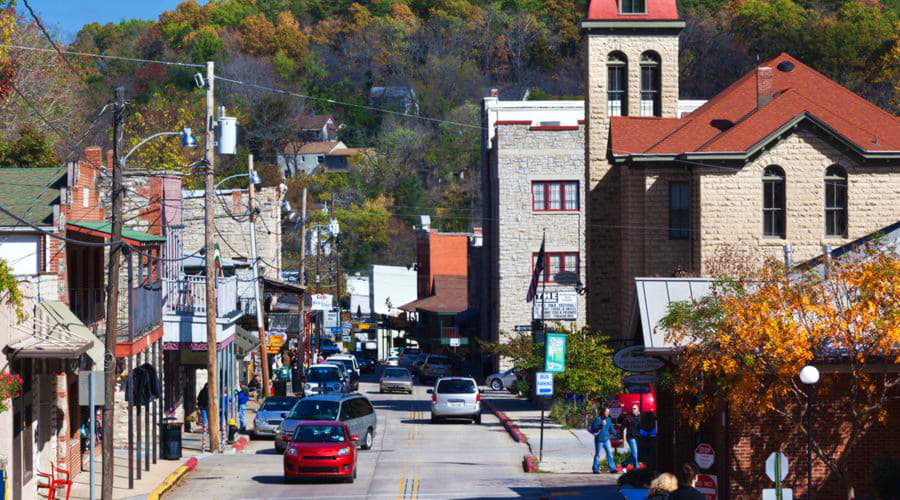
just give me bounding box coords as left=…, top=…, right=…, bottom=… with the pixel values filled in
left=275, top=393, right=377, bottom=452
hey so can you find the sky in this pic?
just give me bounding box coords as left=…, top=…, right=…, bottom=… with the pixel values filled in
left=22, top=1, right=200, bottom=41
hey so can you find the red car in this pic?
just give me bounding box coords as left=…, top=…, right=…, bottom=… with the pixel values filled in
left=611, top=383, right=656, bottom=448
left=283, top=421, right=359, bottom=483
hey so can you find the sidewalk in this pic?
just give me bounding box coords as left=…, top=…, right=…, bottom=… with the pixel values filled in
left=68, top=403, right=258, bottom=499
left=485, top=391, right=619, bottom=481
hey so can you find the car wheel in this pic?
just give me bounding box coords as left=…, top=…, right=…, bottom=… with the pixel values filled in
left=473, top=413, right=482, bottom=425
left=490, top=379, right=503, bottom=391
left=379, top=388, right=384, bottom=394
left=361, top=428, right=373, bottom=450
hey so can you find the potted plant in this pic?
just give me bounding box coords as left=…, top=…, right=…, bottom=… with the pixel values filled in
left=0, top=371, right=22, bottom=414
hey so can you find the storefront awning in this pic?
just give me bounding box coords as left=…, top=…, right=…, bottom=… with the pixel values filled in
left=67, top=221, right=165, bottom=245
left=6, top=301, right=94, bottom=359
left=234, top=327, right=261, bottom=357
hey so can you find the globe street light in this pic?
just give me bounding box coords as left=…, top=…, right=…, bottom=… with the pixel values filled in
left=800, top=364, right=819, bottom=499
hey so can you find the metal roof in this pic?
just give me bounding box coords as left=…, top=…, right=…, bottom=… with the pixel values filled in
left=67, top=221, right=165, bottom=243
left=0, top=167, right=65, bottom=227
left=7, top=301, right=94, bottom=359
left=634, top=277, right=714, bottom=353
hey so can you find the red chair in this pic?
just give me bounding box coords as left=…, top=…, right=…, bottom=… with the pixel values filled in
left=36, top=463, right=56, bottom=500
left=52, top=463, right=72, bottom=500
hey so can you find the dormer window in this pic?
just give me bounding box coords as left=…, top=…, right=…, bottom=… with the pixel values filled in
left=620, top=0, right=646, bottom=14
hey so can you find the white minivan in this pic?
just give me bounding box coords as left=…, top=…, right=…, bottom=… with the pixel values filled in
left=428, top=377, right=481, bottom=424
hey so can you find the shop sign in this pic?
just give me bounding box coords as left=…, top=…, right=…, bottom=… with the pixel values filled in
left=533, top=290, right=577, bottom=320
left=613, top=346, right=664, bottom=373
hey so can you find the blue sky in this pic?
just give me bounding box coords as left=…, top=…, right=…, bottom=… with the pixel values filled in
left=22, top=1, right=199, bottom=41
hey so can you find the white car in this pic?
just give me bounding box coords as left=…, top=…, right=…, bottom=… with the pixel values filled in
left=385, top=357, right=400, bottom=366
left=485, top=367, right=520, bottom=391
left=428, top=377, right=481, bottom=424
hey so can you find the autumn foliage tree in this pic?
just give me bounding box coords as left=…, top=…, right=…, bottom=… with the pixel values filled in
left=661, top=246, right=900, bottom=497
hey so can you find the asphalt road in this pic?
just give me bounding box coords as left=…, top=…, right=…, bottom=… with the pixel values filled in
left=169, top=372, right=620, bottom=500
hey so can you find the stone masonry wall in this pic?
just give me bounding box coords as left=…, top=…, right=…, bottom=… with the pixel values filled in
left=494, top=124, right=586, bottom=359
left=696, top=128, right=900, bottom=269
left=182, top=186, right=283, bottom=278
left=585, top=30, right=680, bottom=338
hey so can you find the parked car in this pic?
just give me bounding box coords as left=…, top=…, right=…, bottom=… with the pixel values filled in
left=276, top=393, right=377, bottom=452
left=398, top=347, right=421, bottom=367
left=379, top=367, right=413, bottom=394
left=384, top=356, right=400, bottom=367
left=320, top=362, right=353, bottom=392
left=252, top=396, right=300, bottom=438
left=283, top=421, right=359, bottom=483
left=429, top=377, right=481, bottom=424
left=303, top=364, right=344, bottom=396
left=326, top=355, right=360, bottom=390
left=616, top=382, right=656, bottom=414
left=353, top=353, right=376, bottom=373
left=485, top=367, right=520, bottom=391
left=411, top=352, right=429, bottom=376
left=420, top=355, right=453, bottom=382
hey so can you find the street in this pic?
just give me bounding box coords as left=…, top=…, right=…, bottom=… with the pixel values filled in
left=168, top=373, right=620, bottom=500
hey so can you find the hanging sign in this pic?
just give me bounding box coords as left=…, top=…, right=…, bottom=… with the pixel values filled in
left=545, top=333, right=567, bottom=373
left=613, top=346, right=664, bottom=373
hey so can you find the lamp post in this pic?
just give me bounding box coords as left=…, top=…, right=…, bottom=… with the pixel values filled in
left=122, top=128, right=198, bottom=165
left=800, top=365, right=820, bottom=499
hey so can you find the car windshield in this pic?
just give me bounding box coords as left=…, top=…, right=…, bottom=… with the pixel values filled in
left=437, top=379, right=476, bottom=394
left=307, top=368, right=339, bottom=382
left=329, top=359, right=354, bottom=371
left=428, top=357, right=450, bottom=366
left=293, top=424, right=347, bottom=443
left=261, top=398, right=298, bottom=412
left=384, top=368, right=409, bottom=378
left=289, top=400, right=340, bottom=420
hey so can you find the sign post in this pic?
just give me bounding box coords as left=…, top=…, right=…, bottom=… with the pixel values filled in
left=80, top=371, right=104, bottom=500
left=536, top=372, right=554, bottom=462
left=765, top=452, right=790, bottom=500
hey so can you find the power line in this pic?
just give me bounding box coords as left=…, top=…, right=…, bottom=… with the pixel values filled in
left=0, top=43, right=205, bottom=68
left=20, top=0, right=84, bottom=78
left=214, top=75, right=485, bottom=131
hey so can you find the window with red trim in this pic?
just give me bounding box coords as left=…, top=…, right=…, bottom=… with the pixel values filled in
left=532, top=252, right=579, bottom=282
left=532, top=181, right=579, bottom=211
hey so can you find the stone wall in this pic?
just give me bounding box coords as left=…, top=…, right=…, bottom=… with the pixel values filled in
left=696, top=127, right=900, bottom=269
left=182, top=186, right=283, bottom=279
left=492, top=123, right=587, bottom=358
left=584, top=29, right=681, bottom=338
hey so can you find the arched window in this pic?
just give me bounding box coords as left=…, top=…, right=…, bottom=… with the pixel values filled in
left=640, top=51, right=661, bottom=117
left=824, top=165, right=848, bottom=237
left=607, top=52, right=628, bottom=117
left=763, top=166, right=786, bottom=238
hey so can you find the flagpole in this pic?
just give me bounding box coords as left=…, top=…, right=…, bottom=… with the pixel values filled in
left=539, top=227, right=547, bottom=463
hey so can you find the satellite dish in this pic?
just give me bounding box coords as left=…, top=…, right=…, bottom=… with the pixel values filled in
left=554, top=271, right=578, bottom=286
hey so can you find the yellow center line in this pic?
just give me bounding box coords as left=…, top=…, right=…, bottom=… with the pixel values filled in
left=412, top=464, right=420, bottom=499
left=397, top=464, right=408, bottom=500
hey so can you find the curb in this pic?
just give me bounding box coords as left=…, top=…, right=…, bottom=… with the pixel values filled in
left=484, top=400, right=528, bottom=444
left=227, top=436, right=249, bottom=454
left=147, top=456, right=198, bottom=500
left=522, top=454, right=538, bottom=473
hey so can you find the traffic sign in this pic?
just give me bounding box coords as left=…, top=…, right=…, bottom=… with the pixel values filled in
left=766, top=452, right=789, bottom=482
left=695, top=473, right=717, bottom=500
left=545, top=333, right=566, bottom=373
left=694, top=443, right=716, bottom=469
left=608, top=400, right=623, bottom=419
left=342, top=334, right=351, bottom=343
left=514, top=324, right=532, bottom=332
left=536, top=372, right=554, bottom=397
left=449, top=337, right=460, bottom=347
left=762, top=490, right=793, bottom=500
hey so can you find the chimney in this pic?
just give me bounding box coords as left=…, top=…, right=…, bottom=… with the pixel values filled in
left=757, top=67, right=774, bottom=110
left=84, top=146, right=102, bottom=169
left=105, top=150, right=113, bottom=170
left=490, top=88, right=499, bottom=97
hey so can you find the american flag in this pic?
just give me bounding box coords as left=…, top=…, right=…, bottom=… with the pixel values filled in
left=526, top=236, right=546, bottom=303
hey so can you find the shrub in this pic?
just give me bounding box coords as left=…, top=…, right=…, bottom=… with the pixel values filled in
left=510, top=379, right=530, bottom=397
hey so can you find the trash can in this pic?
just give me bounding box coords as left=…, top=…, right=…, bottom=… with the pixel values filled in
left=160, top=420, right=183, bottom=460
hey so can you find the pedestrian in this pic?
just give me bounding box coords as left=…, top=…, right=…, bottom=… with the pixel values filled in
left=621, top=403, right=642, bottom=470
left=237, top=388, right=249, bottom=433
left=646, top=472, right=678, bottom=499
left=197, top=383, right=209, bottom=430
left=669, top=462, right=704, bottom=500
left=590, top=406, right=618, bottom=474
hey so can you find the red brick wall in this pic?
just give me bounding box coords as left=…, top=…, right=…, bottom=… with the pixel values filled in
left=416, top=231, right=469, bottom=298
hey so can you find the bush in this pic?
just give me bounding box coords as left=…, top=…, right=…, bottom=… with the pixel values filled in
left=510, top=379, right=530, bottom=397
left=873, top=456, right=900, bottom=499
left=548, top=400, right=599, bottom=429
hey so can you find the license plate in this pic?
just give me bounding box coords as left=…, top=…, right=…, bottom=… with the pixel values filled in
left=448, top=399, right=465, bottom=407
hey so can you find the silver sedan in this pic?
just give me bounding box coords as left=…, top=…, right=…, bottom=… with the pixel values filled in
left=485, top=368, right=520, bottom=391
left=379, top=367, right=413, bottom=394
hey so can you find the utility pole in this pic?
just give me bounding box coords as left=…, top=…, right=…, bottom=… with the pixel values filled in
left=248, top=154, right=271, bottom=397
left=299, top=187, right=307, bottom=287
left=203, top=60, right=220, bottom=453
left=102, top=86, right=126, bottom=500
left=315, top=226, right=322, bottom=360
left=332, top=194, right=341, bottom=324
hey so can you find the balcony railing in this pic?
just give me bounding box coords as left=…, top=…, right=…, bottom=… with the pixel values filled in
left=69, top=288, right=105, bottom=326
left=163, top=275, right=239, bottom=317
left=130, top=281, right=162, bottom=337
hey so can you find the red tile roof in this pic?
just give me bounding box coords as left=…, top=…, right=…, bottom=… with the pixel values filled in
left=398, top=275, right=468, bottom=314
left=586, top=0, right=680, bottom=21
left=610, top=54, right=900, bottom=159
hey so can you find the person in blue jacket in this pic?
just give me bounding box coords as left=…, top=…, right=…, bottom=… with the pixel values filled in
left=236, top=388, right=250, bottom=432
left=590, top=406, right=618, bottom=474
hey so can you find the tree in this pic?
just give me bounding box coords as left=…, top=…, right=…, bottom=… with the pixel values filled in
left=122, top=86, right=205, bottom=172
left=661, top=247, right=900, bottom=497
left=0, top=125, right=59, bottom=168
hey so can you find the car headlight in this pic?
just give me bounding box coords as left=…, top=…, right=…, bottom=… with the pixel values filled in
left=337, top=447, right=351, bottom=456
left=286, top=448, right=299, bottom=456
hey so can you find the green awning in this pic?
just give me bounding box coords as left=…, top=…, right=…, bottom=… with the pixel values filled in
left=68, top=221, right=166, bottom=243
left=37, top=301, right=104, bottom=364
left=235, top=327, right=261, bottom=357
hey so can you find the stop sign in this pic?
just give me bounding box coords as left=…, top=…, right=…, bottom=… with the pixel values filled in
left=695, top=473, right=717, bottom=500
left=694, top=443, right=716, bottom=469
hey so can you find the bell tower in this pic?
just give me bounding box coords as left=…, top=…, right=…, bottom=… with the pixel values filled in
left=582, top=0, right=684, bottom=337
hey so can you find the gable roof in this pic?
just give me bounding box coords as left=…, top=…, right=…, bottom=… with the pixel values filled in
left=398, top=275, right=468, bottom=314
left=610, top=54, right=900, bottom=160
left=297, top=141, right=344, bottom=155
left=295, top=115, right=333, bottom=130
left=586, top=0, right=680, bottom=21
left=0, top=167, right=66, bottom=227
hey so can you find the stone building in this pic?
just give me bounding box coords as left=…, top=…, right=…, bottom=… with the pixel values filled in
left=582, top=0, right=900, bottom=340
left=480, top=99, right=588, bottom=364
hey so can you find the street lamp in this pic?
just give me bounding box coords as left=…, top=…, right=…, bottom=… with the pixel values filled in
left=122, top=127, right=198, bottom=165
left=800, top=364, right=820, bottom=499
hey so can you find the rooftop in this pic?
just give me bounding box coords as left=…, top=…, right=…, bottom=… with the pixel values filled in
left=0, top=167, right=66, bottom=227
